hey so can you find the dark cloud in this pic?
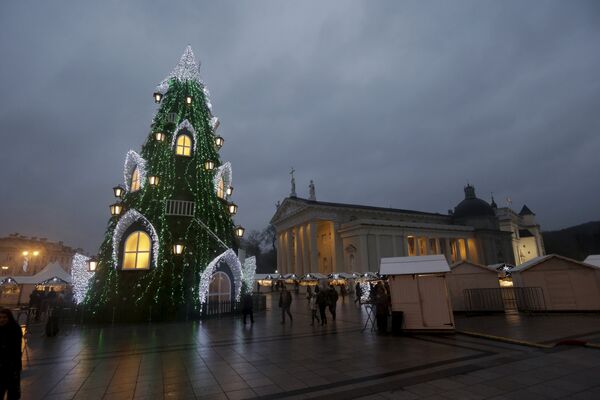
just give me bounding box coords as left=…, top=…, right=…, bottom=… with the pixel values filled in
left=1, top=1, right=599, bottom=252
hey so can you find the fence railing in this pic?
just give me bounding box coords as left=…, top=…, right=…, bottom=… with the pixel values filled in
left=463, top=287, right=546, bottom=313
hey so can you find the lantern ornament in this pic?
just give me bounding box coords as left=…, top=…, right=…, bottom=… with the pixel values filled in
left=185, top=95, right=192, bottom=105
left=228, top=203, right=238, bottom=215
left=153, top=92, right=163, bottom=103
left=148, top=176, right=160, bottom=186
left=155, top=132, right=166, bottom=142
left=173, top=243, right=185, bottom=255
left=22, top=251, right=29, bottom=256
left=33, top=251, right=40, bottom=256
left=113, top=185, right=125, bottom=198
left=226, top=186, right=234, bottom=197
left=234, top=225, right=245, bottom=238
left=110, top=202, right=123, bottom=216
left=88, top=258, right=98, bottom=272
left=204, top=161, right=215, bottom=171
left=214, top=136, right=224, bottom=149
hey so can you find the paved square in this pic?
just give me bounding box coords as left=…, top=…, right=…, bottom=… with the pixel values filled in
left=19, top=293, right=600, bottom=399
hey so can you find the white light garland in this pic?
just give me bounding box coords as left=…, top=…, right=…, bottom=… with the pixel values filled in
left=242, top=256, right=257, bottom=291
left=112, top=209, right=160, bottom=269
left=71, top=253, right=94, bottom=304
left=213, top=162, right=232, bottom=195
left=360, top=281, right=372, bottom=303
left=198, top=249, right=242, bottom=305
left=170, top=119, right=198, bottom=152
left=154, top=45, right=214, bottom=113
left=123, top=150, right=147, bottom=191
left=210, top=116, right=220, bottom=132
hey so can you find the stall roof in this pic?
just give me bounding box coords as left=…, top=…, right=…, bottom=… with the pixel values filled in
left=380, top=255, right=450, bottom=275
left=584, top=255, right=600, bottom=267
left=11, top=262, right=72, bottom=284
left=513, top=254, right=600, bottom=273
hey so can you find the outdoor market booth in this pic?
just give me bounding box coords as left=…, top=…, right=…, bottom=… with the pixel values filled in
left=447, top=261, right=501, bottom=312
left=380, top=255, right=455, bottom=332
left=511, top=254, right=600, bottom=311
left=1, top=262, right=73, bottom=305
left=584, top=255, right=600, bottom=268
left=0, top=277, right=20, bottom=305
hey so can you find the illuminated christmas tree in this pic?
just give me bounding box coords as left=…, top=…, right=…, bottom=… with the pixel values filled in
left=84, top=46, right=246, bottom=320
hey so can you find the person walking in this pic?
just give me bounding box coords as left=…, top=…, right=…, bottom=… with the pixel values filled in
left=241, top=292, right=254, bottom=325
left=316, top=286, right=328, bottom=325
left=0, top=308, right=22, bottom=400
left=309, top=293, right=320, bottom=326
left=354, top=282, right=362, bottom=304
left=340, top=285, right=347, bottom=303
left=279, top=286, right=293, bottom=324
left=327, top=285, right=339, bottom=321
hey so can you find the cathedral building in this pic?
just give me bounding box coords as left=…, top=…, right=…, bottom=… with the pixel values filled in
left=270, top=183, right=544, bottom=275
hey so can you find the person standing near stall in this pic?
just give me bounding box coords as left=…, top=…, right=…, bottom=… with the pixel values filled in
left=0, top=308, right=22, bottom=399
left=279, top=286, right=293, bottom=324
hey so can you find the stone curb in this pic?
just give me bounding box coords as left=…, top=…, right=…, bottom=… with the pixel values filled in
left=456, top=330, right=554, bottom=349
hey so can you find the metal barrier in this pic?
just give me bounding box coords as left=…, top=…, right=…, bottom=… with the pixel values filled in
left=464, top=287, right=546, bottom=313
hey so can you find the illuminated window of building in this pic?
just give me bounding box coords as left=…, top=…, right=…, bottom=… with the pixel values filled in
left=418, top=238, right=427, bottom=255
left=429, top=238, right=438, bottom=254
left=175, top=134, right=192, bottom=156
left=216, top=177, right=225, bottom=199
left=123, top=231, right=151, bottom=270
left=130, top=167, right=141, bottom=192
left=407, top=236, right=416, bottom=256
left=458, top=239, right=467, bottom=261
left=450, top=239, right=457, bottom=262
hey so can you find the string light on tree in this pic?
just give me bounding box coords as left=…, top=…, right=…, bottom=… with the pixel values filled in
left=84, top=46, right=245, bottom=320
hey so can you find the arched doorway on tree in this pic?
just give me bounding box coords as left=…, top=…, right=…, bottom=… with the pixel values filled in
left=208, top=270, right=232, bottom=313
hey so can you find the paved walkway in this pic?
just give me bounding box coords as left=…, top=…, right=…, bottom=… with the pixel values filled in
left=18, top=293, right=600, bottom=399
left=455, top=313, right=600, bottom=345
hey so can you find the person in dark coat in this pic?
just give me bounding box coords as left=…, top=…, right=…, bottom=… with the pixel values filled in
left=316, top=287, right=328, bottom=325
left=279, top=286, right=293, bottom=324
left=241, top=292, right=254, bottom=324
left=354, top=282, right=362, bottom=304
left=375, top=283, right=389, bottom=334
left=327, top=286, right=339, bottom=321
left=0, top=308, right=22, bottom=400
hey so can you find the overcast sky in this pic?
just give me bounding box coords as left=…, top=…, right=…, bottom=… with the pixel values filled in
left=0, top=1, right=599, bottom=253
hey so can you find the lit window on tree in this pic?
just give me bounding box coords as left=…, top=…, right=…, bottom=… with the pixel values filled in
left=217, top=177, right=225, bottom=199
left=131, top=167, right=141, bottom=192
left=123, top=231, right=151, bottom=269
left=176, top=134, right=192, bottom=156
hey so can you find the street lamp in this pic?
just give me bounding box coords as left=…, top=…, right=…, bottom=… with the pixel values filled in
left=234, top=225, right=245, bottom=238
left=228, top=203, right=238, bottom=215
left=110, top=202, right=123, bottom=216
left=204, top=161, right=215, bottom=171
left=153, top=92, right=163, bottom=103
left=226, top=186, right=234, bottom=197
left=88, top=258, right=98, bottom=272
left=148, top=176, right=160, bottom=186
left=173, top=243, right=185, bottom=255
left=113, top=185, right=125, bottom=198
left=214, top=136, right=224, bottom=149
left=185, top=95, right=192, bottom=105
left=155, top=132, right=166, bottom=142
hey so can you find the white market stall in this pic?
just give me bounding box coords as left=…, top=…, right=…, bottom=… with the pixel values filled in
left=380, top=255, right=454, bottom=331
left=0, top=262, right=72, bottom=305
left=447, top=261, right=501, bottom=311
left=512, top=255, right=600, bottom=311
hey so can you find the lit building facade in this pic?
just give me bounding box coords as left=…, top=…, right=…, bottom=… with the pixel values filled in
left=0, top=234, right=78, bottom=277
left=271, top=185, right=544, bottom=275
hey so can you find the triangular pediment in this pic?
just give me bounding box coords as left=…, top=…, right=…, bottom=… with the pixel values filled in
left=270, top=198, right=308, bottom=224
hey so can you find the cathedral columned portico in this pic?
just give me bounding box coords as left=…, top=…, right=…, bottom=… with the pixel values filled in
left=271, top=183, right=544, bottom=275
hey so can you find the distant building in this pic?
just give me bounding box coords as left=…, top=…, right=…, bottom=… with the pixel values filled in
left=0, top=234, right=78, bottom=277
left=270, top=184, right=544, bottom=275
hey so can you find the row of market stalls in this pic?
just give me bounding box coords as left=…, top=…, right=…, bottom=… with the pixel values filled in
left=376, top=253, right=600, bottom=333
left=0, top=262, right=72, bottom=305
left=254, top=272, right=381, bottom=289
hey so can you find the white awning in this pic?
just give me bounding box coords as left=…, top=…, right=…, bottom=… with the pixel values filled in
left=380, top=255, right=450, bottom=275
left=11, top=262, right=72, bottom=284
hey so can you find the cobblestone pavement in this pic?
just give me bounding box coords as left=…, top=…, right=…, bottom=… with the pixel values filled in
left=18, top=293, right=600, bottom=399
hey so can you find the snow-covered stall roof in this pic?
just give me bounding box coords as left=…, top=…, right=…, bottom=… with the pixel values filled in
left=12, top=262, right=72, bottom=284
left=380, top=255, right=450, bottom=275
left=584, top=255, right=600, bottom=267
